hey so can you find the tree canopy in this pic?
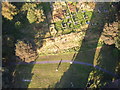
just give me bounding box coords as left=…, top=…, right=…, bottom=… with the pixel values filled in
left=2, top=2, right=45, bottom=23
left=2, top=2, right=18, bottom=20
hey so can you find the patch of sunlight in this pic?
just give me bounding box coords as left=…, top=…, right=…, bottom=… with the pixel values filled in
left=97, top=37, right=104, bottom=48
left=93, top=36, right=104, bottom=66
left=28, top=63, right=71, bottom=88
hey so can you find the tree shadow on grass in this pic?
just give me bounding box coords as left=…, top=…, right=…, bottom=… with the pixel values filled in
left=2, top=2, right=53, bottom=88
left=12, top=2, right=53, bottom=88
left=86, top=44, right=119, bottom=88
left=55, top=2, right=118, bottom=88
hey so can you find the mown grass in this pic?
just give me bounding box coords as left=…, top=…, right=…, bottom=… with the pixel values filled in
left=29, top=63, right=71, bottom=88
left=14, top=62, right=94, bottom=88
left=13, top=44, right=118, bottom=88
left=38, top=39, right=104, bottom=56
left=13, top=3, right=118, bottom=88
left=14, top=63, right=71, bottom=88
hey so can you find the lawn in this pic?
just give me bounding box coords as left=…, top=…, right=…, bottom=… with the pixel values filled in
left=13, top=62, right=71, bottom=88
left=13, top=45, right=118, bottom=88
left=13, top=60, right=93, bottom=88
left=12, top=2, right=118, bottom=88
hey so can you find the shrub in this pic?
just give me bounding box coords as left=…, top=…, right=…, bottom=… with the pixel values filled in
left=15, top=40, right=38, bottom=62
left=21, top=3, right=45, bottom=23
left=27, top=8, right=45, bottom=23
left=2, top=2, right=18, bottom=20
left=115, top=28, right=120, bottom=50
left=101, top=22, right=118, bottom=45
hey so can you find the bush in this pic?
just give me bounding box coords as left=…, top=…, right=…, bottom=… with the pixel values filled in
left=27, top=8, right=45, bottom=23
left=115, top=29, right=120, bottom=50
left=101, top=22, right=118, bottom=45
left=2, top=2, right=18, bottom=20
left=21, top=3, right=45, bottom=23
left=15, top=40, right=38, bottom=62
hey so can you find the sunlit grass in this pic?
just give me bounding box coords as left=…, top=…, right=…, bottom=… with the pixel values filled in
left=13, top=45, right=117, bottom=88
left=20, top=63, right=71, bottom=88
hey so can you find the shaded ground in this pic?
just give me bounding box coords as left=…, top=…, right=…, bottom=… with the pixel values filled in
left=2, top=2, right=53, bottom=88
left=4, top=2, right=119, bottom=88
left=13, top=44, right=118, bottom=88
left=55, top=2, right=118, bottom=88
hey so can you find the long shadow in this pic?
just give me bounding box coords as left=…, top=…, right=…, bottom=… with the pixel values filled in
left=55, top=2, right=118, bottom=88
left=12, top=2, right=53, bottom=88
left=86, top=44, right=119, bottom=88
left=2, top=2, right=52, bottom=88
left=56, top=59, right=63, bottom=71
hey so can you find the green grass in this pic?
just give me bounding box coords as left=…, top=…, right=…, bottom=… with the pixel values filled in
left=13, top=63, right=72, bottom=88
left=37, top=52, right=75, bottom=61
left=14, top=62, right=94, bottom=88
left=54, top=10, right=93, bottom=35
left=12, top=3, right=118, bottom=88
left=87, top=45, right=119, bottom=88
left=13, top=45, right=118, bottom=88
left=29, top=63, right=71, bottom=88
left=38, top=39, right=103, bottom=56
